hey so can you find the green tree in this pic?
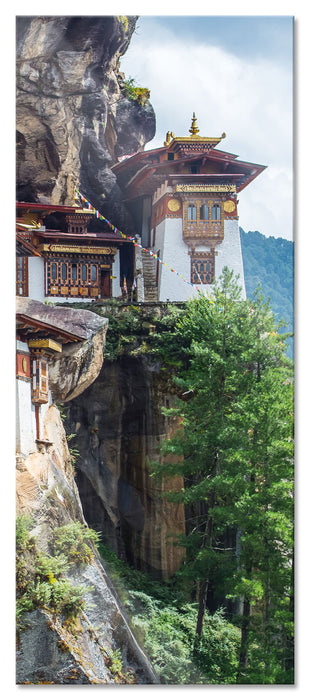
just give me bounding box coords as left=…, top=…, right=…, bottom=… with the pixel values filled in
left=228, top=291, right=294, bottom=683
left=151, top=269, right=294, bottom=683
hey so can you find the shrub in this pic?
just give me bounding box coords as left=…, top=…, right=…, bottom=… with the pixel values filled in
left=16, top=514, right=34, bottom=549
left=53, top=522, right=100, bottom=565
left=16, top=517, right=95, bottom=626
left=99, top=544, right=240, bottom=684
left=122, top=77, right=150, bottom=105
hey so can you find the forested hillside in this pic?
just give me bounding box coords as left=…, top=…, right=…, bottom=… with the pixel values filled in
left=240, top=229, right=294, bottom=357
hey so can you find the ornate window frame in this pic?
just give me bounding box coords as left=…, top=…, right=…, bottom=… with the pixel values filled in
left=190, top=251, right=215, bottom=285
left=16, top=256, right=28, bottom=296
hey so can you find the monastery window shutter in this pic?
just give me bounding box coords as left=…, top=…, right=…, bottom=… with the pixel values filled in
left=211, top=204, right=221, bottom=220
left=188, top=204, right=197, bottom=221
left=81, top=264, right=87, bottom=282
left=31, top=357, right=49, bottom=404
left=199, top=204, right=209, bottom=221
left=16, top=256, right=28, bottom=296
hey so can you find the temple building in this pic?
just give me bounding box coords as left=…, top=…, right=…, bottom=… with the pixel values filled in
left=16, top=201, right=133, bottom=303
left=112, top=114, right=266, bottom=301
left=16, top=299, right=86, bottom=454
left=16, top=115, right=266, bottom=305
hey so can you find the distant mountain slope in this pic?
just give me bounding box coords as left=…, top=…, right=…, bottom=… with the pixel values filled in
left=240, top=229, right=294, bottom=358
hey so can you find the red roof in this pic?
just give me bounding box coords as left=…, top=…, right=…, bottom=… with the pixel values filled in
left=34, top=229, right=128, bottom=244
left=113, top=141, right=266, bottom=199
left=16, top=202, right=80, bottom=214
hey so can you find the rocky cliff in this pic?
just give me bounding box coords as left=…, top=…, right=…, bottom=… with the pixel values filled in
left=16, top=15, right=155, bottom=227
left=65, top=353, right=185, bottom=580
left=16, top=302, right=157, bottom=684
left=15, top=17, right=173, bottom=684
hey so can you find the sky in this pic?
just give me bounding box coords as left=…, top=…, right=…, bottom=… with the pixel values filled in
left=120, top=15, right=293, bottom=240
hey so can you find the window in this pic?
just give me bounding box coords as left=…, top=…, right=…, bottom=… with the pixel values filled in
left=190, top=165, right=198, bottom=174
left=167, top=152, right=174, bottom=161
left=16, top=256, right=28, bottom=296
left=211, top=204, right=221, bottom=220
left=187, top=204, right=197, bottom=221
left=31, top=358, right=49, bottom=405
left=191, top=252, right=215, bottom=285
left=199, top=204, right=209, bottom=220
left=46, top=259, right=105, bottom=298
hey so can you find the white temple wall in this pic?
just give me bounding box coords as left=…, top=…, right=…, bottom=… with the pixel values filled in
left=16, top=379, right=36, bottom=455
left=215, top=220, right=246, bottom=298
left=156, top=218, right=193, bottom=302
left=28, top=257, right=45, bottom=302
left=155, top=215, right=246, bottom=302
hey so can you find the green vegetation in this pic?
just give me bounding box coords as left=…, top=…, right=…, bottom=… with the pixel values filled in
left=99, top=543, right=240, bottom=684
left=240, top=229, right=294, bottom=357
left=117, top=15, right=129, bottom=33
left=150, top=269, right=294, bottom=684
left=53, top=521, right=100, bottom=565
left=16, top=516, right=98, bottom=626
left=56, top=264, right=294, bottom=685
left=121, top=77, right=150, bottom=105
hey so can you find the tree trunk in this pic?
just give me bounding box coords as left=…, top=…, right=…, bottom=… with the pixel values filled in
left=237, top=595, right=251, bottom=681
left=284, top=555, right=294, bottom=676
left=195, top=579, right=209, bottom=637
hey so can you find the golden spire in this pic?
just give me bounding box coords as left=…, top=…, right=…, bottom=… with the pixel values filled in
left=189, top=112, right=200, bottom=137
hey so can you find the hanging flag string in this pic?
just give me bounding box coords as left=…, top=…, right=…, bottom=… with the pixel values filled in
left=74, top=187, right=212, bottom=299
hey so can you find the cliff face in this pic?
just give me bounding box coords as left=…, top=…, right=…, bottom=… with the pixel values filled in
left=65, top=354, right=185, bottom=580
left=16, top=303, right=157, bottom=684
left=16, top=405, right=157, bottom=684
left=16, top=15, right=155, bottom=227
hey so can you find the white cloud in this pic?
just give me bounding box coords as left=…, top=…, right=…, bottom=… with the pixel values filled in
left=121, top=24, right=293, bottom=240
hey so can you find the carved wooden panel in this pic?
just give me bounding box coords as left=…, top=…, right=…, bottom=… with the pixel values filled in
left=45, top=257, right=105, bottom=298
left=183, top=199, right=224, bottom=244
left=16, top=256, right=28, bottom=296
left=191, top=251, right=215, bottom=285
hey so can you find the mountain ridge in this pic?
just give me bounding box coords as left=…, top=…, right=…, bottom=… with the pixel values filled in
left=240, top=228, right=294, bottom=357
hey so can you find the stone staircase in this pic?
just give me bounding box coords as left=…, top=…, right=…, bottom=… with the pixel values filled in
left=142, top=250, right=158, bottom=302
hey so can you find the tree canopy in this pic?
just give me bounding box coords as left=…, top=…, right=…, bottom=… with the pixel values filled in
left=151, top=268, right=294, bottom=683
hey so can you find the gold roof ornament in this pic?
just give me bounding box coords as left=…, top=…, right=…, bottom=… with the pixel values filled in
left=189, top=112, right=200, bottom=137
left=164, top=131, right=175, bottom=146
left=73, top=186, right=80, bottom=204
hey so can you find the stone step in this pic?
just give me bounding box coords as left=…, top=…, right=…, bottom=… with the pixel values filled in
left=144, top=289, right=158, bottom=302
left=141, top=250, right=158, bottom=302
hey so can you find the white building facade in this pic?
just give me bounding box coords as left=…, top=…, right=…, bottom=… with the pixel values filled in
left=113, top=115, right=266, bottom=303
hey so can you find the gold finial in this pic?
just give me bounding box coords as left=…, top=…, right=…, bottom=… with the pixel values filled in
left=189, top=112, right=200, bottom=137
left=164, top=131, right=172, bottom=146
left=73, top=186, right=80, bottom=203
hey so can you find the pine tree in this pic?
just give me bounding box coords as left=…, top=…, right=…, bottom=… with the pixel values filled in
left=151, top=270, right=294, bottom=683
